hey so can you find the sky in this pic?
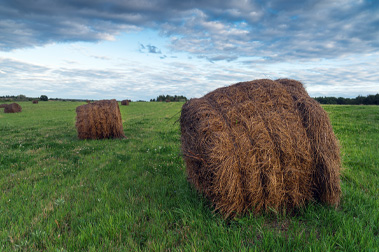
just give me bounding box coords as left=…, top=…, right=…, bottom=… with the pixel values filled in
left=0, top=0, right=378, bottom=101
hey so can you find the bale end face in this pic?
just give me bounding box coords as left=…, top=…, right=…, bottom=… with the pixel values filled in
left=180, top=79, right=341, bottom=218
left=75, top=99, right=125, bottom=139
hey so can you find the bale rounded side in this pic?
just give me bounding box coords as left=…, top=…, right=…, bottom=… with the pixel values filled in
left=276, top=78, right=341, bottom=205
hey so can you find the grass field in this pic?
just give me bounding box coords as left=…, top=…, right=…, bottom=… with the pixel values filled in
left=0, top=101, right=378, bottom=251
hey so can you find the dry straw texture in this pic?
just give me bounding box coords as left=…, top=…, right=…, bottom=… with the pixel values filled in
left=121, top=100, right=129, bottom=106
left=180, top=79, right=341, bottom=218
left=3, top=103, right=22, bottom=113
left=76, top=99, right=125, bottom=140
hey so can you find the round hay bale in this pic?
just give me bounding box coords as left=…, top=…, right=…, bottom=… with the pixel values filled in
left=75, top=99, right=125, bottom=139
left=32, top=100, right=39, bottom=104
left=121, top=100, right=129, bottom=106
left=4, top=103, right=22, bottom=113
left=180, top=79, right=341, bottom=218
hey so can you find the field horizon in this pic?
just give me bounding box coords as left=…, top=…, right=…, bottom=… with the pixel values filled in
left=1, top=101, right=378, bottom=251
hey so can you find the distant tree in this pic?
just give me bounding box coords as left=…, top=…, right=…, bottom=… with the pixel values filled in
left=155, top=94, right=187, bottom=102
left=16, top=94, right=27, bottom=101
left=40, top=95, right=48, bottom=101
left=336, top=97, right=346, bottom=105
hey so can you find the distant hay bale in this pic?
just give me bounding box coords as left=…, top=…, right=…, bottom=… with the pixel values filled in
left=86, top=100, right=91, bottom=104
left=121, top=100, right=129, bottom=106
left=4, top=103, right=22, bottom=113
left=75, top=99, right=125, bottom=139
left=32, top=100, right=39, bottom=104
left=180, top=79, right=341, bottom=218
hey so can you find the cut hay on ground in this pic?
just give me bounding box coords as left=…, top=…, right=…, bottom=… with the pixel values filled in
left=121, top=100, right=129, bottom=106
left=3, top=103, right=22, bottom=113
left=32, top=100, right=38, bottom=104
left=75, top=99, right=125, bottom=140
left=0, top=104, right=7, bottom=108
left=180, top=79, right=341, bottom=218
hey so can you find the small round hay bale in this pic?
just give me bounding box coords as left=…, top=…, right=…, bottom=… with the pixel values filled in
left=32, top=100, right=39, bottom=104
left=75, top=99, right=125, bottom=139
left=4, top=103, right=22, bottom=113
left=180, top=79, right=341, bottom=218
left=121, top=100, right=129, bottom=106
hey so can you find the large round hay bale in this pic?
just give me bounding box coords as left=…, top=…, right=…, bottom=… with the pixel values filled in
left=180, top=79, right=341, bottom=218
left=4, top=103, right=22, bottom=113
left=75, top=99, right=125, bottom=139
left=121, top=100, right=129, bottom=106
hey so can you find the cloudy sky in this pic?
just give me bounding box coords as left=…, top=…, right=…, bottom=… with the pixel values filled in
left=0, top=0, right=378, bottom=100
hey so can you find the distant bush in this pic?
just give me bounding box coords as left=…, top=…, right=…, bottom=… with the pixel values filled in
left=40, top=95, right=48, bottom=101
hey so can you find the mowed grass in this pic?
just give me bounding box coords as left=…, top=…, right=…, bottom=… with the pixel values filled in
left=0, top=102, right=378, bottom=251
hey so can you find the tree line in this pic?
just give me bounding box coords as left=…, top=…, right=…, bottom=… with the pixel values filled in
left=0, top=94, right=48, bottom=101
left=314, top=94, right=379, bottom=105
left=150, top=95, right=188, bottom=102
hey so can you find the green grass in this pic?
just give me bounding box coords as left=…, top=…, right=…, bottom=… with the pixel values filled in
left=0, top=102, right=378, bottom=251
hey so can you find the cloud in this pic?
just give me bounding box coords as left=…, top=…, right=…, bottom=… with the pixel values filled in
left=1, top=51, right=377, bottom=101
left=0, top=0, right=377, bottom=63
left=146, top=45, right=161, bottom=54
left=139, top=43, right=145, bottom=51
left=139, top=43, right=162, bottom=54
left=165, top=1, right=379, bottom=62
left=201, top=55, right=239, bottom=63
